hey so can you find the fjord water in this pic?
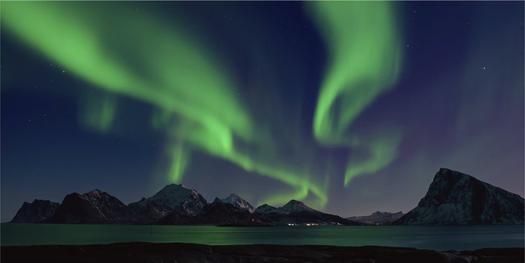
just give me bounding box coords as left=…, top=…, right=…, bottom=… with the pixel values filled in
left=2, top=224, right=523, bottom=250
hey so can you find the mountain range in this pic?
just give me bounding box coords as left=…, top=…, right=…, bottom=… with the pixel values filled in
left=10, top=168, right=524, bottom=225
left=11, top=184, right=357, bottom=226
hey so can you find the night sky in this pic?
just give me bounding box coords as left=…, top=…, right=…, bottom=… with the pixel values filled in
left=1, top=2, right=523, bottom=221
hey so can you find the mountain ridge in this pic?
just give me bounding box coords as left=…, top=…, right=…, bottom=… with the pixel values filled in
left=10, top=168, right=524, bottom=225
left=348, top=211, right=404, bottom=225
left=215, top=193, right=254, bottom=212
left=127, top=184, right=207, bottom=224
left=11, top=184, right=353, bottom=225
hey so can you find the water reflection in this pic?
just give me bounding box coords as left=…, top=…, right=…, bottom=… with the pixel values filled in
left=2, top=224, right=523, bottom=251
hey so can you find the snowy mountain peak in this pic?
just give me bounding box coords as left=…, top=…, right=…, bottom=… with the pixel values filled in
left=218, top=193, right=254, bottom=212
left=84, top=189, right=106, bottom=199
left=130, top=184, right=207, bottom=218
left=150, top=184, right=194, bottom=206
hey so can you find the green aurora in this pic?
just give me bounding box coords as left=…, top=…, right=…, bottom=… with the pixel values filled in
left=1, top=2, right=404, bottom=208
left=308, top=2, right=403, bottom=185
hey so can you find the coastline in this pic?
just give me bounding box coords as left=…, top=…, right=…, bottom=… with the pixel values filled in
left=2, top=242, right=523, bottom=263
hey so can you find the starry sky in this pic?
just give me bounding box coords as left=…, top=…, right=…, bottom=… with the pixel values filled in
left=1, top=2, right=523, bottom=221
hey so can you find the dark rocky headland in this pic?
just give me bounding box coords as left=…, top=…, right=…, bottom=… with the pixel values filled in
left=396, top=168, right=524, bottom=225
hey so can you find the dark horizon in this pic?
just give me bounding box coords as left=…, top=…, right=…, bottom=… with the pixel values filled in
left=2, top=2, right=524, bottom=222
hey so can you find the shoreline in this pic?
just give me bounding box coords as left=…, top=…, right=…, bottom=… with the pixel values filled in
left=2, top=242, right=523, bottom=263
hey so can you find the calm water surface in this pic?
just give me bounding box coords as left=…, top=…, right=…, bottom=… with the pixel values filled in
left=1, top=224, right=523, bottom=250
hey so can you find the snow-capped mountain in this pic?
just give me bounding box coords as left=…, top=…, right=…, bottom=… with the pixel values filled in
left=216, top=193, right=254, bottom=212
left=128, top=184, right=207, bottom=223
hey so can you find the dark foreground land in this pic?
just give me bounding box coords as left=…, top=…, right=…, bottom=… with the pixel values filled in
left=1, top=243, right=523, bottom=263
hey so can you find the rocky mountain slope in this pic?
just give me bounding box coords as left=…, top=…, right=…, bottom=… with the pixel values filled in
left=159, top=199, right=259, bottom=226
left=215, top=193, right=254, bottom=212
left=254, top=200, right=317, bottom=215
left=396, top=168, right=524, bottom=225
left=128, top=184, right=207, bottom=223
left=254, top=200, right=360, bottom=225
left=11, top=199, right=59, bottom=223
left=348, top=211, right=404, bottom=225
left=48, top=190, right=130, bottom=224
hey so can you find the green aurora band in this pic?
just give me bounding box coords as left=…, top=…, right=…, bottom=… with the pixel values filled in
left=79, top=93, right=118, bottom=133
left=344, top=132, right=402, bottom=185
left=1, top=2, right=327, bottom=207
left=2, top=1, right=405, bottom=206
left=308, top=2, right=403, bottom=186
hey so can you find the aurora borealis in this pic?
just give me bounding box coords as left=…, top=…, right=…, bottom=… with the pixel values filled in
left=307, top=2, right=403, bottom=186
left=1, top=2, right=523, bottom=221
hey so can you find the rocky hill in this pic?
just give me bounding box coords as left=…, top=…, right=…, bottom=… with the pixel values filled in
left=11, top=199, right=59, bottom=223
left=396, top=168, right=524, bottom=225
left=48, top=190, right=130, bottom=224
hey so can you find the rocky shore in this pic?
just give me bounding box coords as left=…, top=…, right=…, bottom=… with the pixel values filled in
left=2, top=243, right=523, bottom=263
